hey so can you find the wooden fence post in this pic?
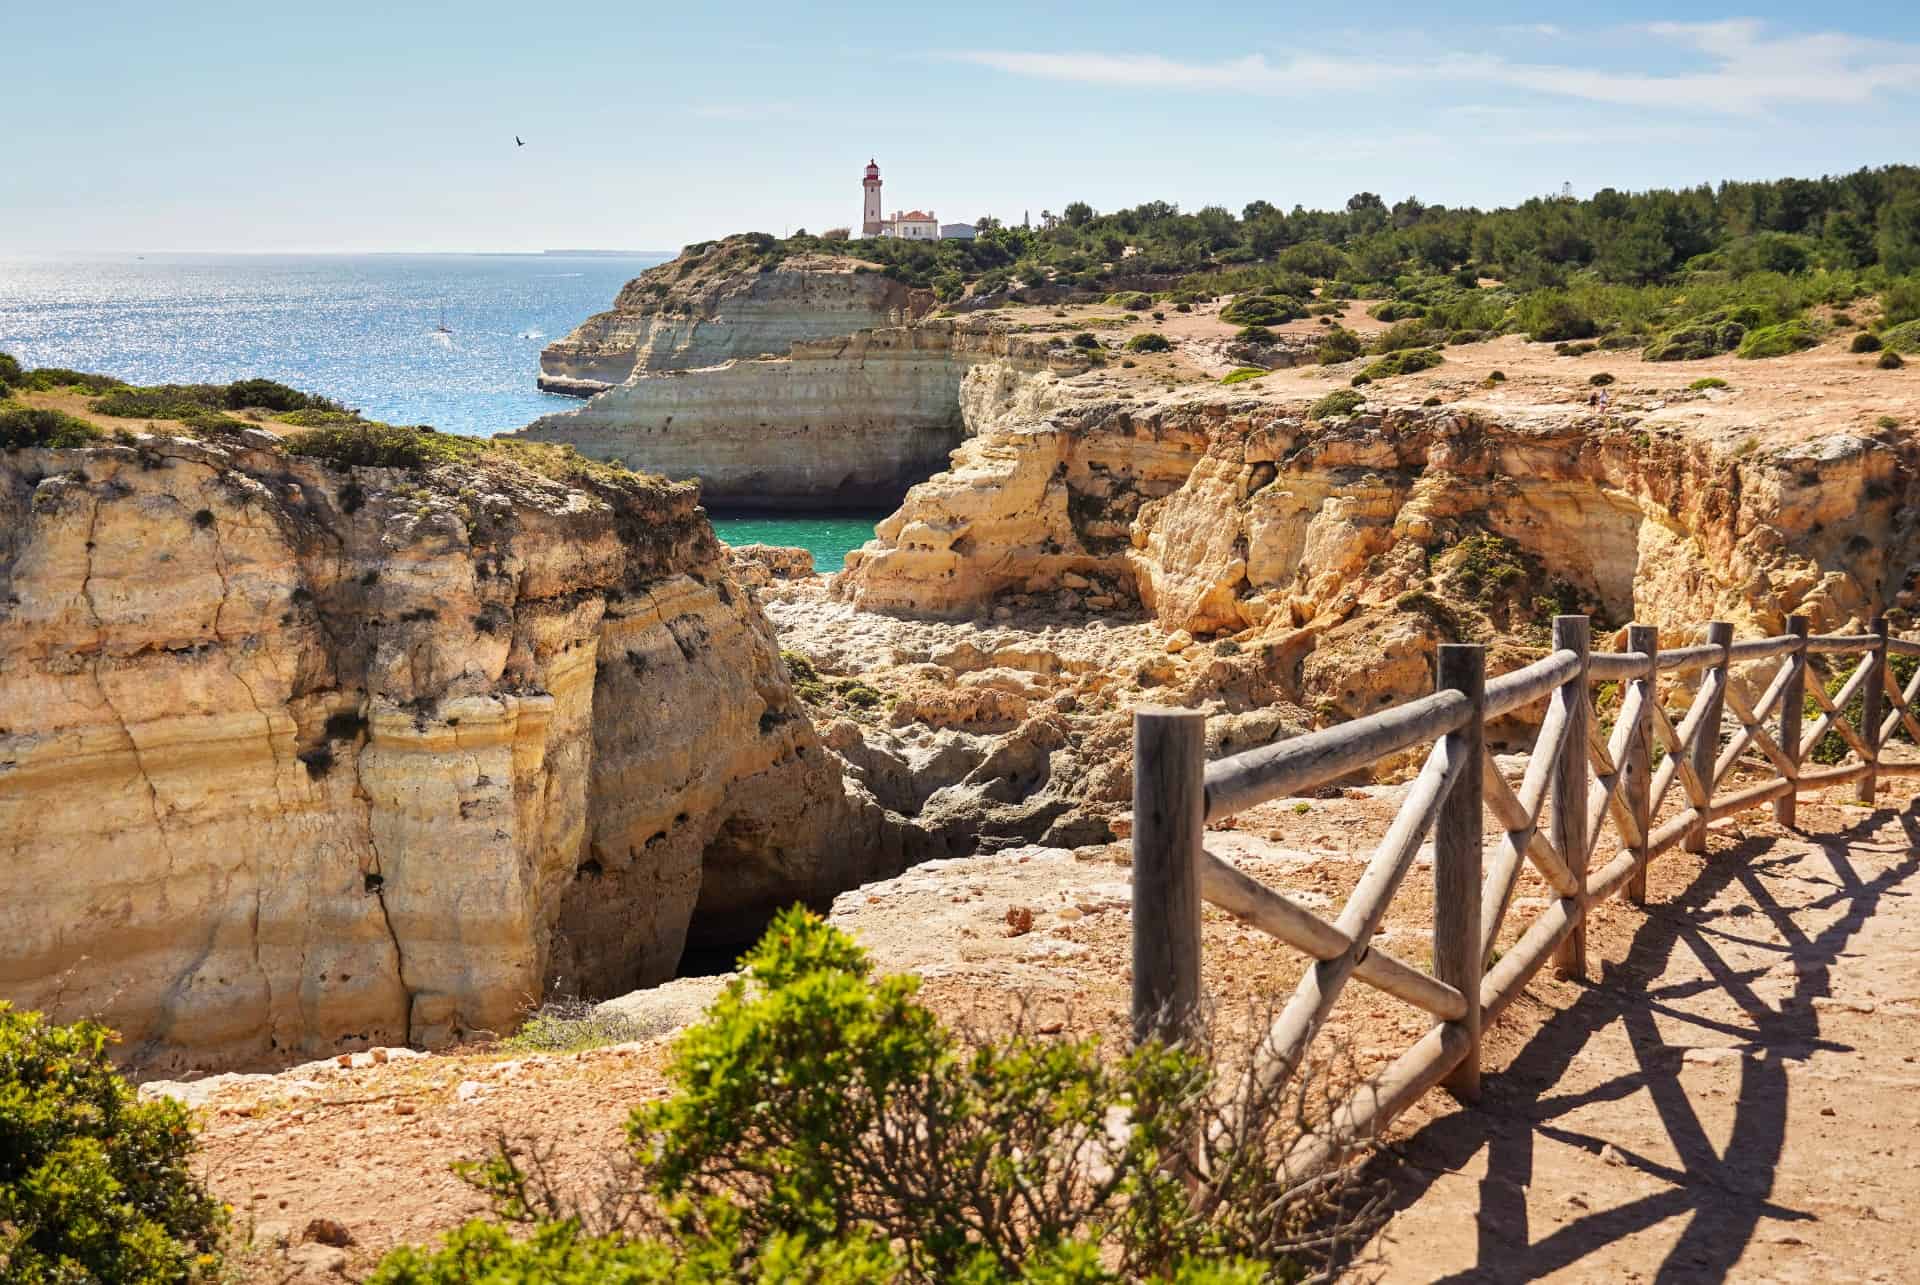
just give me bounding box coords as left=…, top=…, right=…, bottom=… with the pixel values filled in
left=1551, top=616, right=1591, bottom=980
left=1625, top=623, right=1656, bottom=905
left=1433, top=644, right=1484, bottom=1100
left=1775, top=616, right=1809, bottom=827
left=1131, top=707, right=1206, bottom=1047
left=1686, top=622, right=1734, bottom=853
left=1858, top=616, right=1888, bottom=805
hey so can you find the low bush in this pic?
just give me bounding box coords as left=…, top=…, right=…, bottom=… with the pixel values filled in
left=1233, top=325, right=1275, bottom=343
left=1882, top=350, right=1907, bottom=370
left=1370, top=318, right=1435, bottom=354
left=1512, top=291, right=1597, bottom=343
left=286, top=422, right=474, bottom=470
left=1882, top=320, right=1920, bottom=355
left=1358, top=347, right=1443, bottom=380
left=1069, top=332, right=1099, bottom=350
left=1219, top=294, right=1302, bottom=327
left=1422, top=395, right=1443, bottom=406
left=1314, top=326, right=1364, bottom=365
left=1882, top=277, right=1920, bottom=327
left=1736, top=319, right=1820, bottom=360
left=1643, top=315, right=1749, bottom=362
left=1220, top=368, right=1267, bottom=385
left=1588, top=372, right=1615, bottom=386
left=1851, top=332, right=1883, bottom=353
left=1486, top=370, right=1507, bottom=382
left=0, top=407, right=102, bottom=449
left=1689, top=377, right=1729, bottom=390
left=1310, top=388, right=1366, bottom=419
left=373, top=910, right=1374, bottom=1283
left=14, top=367, right=125, bottom=394
left=1365, top=299, right=1426, bottom=322
left=502, top=997, right=651, bottom=1054
left=0, top=1004, right=225, bottom=1280
left=1124, top=332, right=1172, bottom=353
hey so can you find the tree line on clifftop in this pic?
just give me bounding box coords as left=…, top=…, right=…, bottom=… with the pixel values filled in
left=763, top=165, right=1920, bottom=365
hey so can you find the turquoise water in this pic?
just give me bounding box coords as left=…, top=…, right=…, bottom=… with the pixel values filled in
left=710, top=513, right=889, bottom=573
left=0, top=252, right=669, bottom=436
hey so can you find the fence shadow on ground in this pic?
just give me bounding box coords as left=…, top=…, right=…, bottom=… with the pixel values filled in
left=1368, top=800, right=1920, bottom=1283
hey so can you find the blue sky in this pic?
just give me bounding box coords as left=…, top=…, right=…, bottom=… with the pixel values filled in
left=3, top=2, right=1917, bottom=254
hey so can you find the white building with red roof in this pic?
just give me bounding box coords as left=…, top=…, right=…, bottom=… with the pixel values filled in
left=860, top=160, right=973, bottom=240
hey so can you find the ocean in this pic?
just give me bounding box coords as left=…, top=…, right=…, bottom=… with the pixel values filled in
left=0, top=252, right=669, bottom=437
left=0, top=252, right=890, bottom=565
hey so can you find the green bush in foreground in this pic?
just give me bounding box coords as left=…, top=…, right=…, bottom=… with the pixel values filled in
left=1882, top=319, right=1920, bottom=355
left=0, top=407, right=103, bottom=449
left=0, top=1004, right=225, bottom=1282
left=1736, top=319, right=1821, bottom=359
left=1124, top=332, right=1172, bottom=353
left=376, top=909, right=1372, bottom=1283
left=1310, top=388, right=1366, bottom=419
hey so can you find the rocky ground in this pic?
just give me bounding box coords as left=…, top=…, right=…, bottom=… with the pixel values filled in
left=156, top=774, right=1919, bottom=1282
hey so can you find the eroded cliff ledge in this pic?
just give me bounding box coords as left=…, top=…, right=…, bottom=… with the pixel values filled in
left=512, top=320, right=1088, bottom=511
left=0, top=432, right=905, bottom=1070
left=537, top=240, right=932, bottom=392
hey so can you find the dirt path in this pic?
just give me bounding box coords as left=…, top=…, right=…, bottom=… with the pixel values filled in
left=1370, top=798, right=1920, bottom=1283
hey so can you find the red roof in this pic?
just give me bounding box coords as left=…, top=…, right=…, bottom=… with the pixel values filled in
left=898, top=210, right=933, bottom=221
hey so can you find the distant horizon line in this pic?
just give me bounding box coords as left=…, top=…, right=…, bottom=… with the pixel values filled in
left=1, top=248, right=678, bottom=260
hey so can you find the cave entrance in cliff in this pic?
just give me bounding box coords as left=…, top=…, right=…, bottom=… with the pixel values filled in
left=673, top=941, right=747, bottom=978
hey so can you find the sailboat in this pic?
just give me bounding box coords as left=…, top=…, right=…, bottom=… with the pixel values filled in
left=434, top=304, right=453, bottom=335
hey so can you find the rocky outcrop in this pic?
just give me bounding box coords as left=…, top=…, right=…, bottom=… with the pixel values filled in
left=510, top=321, right=1088, bottom=511
left=836, top=366, right=1918, bottom=718
left=0, top=433, right=903, bottom=1071
left=538, top=240, right=931, bottom=391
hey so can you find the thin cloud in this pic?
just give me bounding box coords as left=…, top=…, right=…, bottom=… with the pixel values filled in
left=954, top=21, right=1920, bottom=115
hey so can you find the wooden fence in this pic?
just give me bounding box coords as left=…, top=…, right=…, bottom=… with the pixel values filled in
left=1131, top=614, right=1920, bottom=1178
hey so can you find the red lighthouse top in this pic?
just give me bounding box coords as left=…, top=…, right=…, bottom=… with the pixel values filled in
left=864, top=159, right=881, bottom=182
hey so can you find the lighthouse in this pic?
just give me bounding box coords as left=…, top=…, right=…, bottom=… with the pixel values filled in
left=861, top=159, right=883, bottom=236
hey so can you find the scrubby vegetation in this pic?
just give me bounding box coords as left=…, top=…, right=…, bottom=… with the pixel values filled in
left=1220, top=368, right=1267, bottom=385
left=0, top=1004, right=225, bottom=1281
left=1123, top=332, right=1172, bottom=353
left=372, top=910, right=1377, bottom=1283
left=1309, top=389, right=1366, bottom=420
left=0, top=406, right=103, bottom=449
left=715, top=168, right=1920, bottom=369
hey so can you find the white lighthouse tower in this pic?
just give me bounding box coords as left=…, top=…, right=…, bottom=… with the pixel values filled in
left=861, top=159, right=884, bottom=236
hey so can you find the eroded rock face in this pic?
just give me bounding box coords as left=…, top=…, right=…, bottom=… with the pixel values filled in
left=835, top=367, right=1916, bottom=717
left=0, top=436, right=899, bottom=1070
left=538, top=244, right=930, bottom=390
left=513, top=321, right=1087, bottom=511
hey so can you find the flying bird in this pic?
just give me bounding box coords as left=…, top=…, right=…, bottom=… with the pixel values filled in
left=515, top=136, right=525, bottom=147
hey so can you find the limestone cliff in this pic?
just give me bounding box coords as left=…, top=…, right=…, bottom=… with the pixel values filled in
left=511, top=320, right=1088, bottom=511
left=836, top=364, right=1916, bottom=718
left=0, top=431, right=900, bottom=1071
left=538, top=239, right=931, bottom=391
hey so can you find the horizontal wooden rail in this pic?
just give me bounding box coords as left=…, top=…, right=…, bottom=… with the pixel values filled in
left=1203, top=689, right=1470, bottom=821
left=1132, top=612, right=1913, bottom=1186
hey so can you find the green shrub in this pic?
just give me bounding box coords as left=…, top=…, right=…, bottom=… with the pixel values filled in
left=0, top=407, right=102, bottom=449
left=1882, top=350, right=1906, bottom=370
left=1218, top=294, right=1301, bottom=327
left=15, top=367, right=125, bottom=394
left=286, top=422, right=474, bottom=470
left=1422, top=395, right=1443, bottom=406
left=1220, top=368, right=1267, bottom=385
left=1643, top=316, right=1748, bottom=362
left=1850, top=332, right=1883, bottom=353
left=1366, top=299, right=1426, bottom=322
left=1736, top=319, right=1820, bottom=359
left=1310, top=388, right=1366, bottom=419
left=1357, top=347, right=1443, bottom=380
left=1882, top=277, right=1920, bottom=327
left=1174, top=301, right=1192, bottom=313
left=1370, top=318, right=1434, bottom=354
left=1588, top=372, right=1615, bottom=386
left=0, top=352, right=22, bottom=388
left=1314, top=326, right=1364, bottom=365
left=1070, top=332, right=1099, bottom=350
left=1486, top=370, right=1507, bottom=382
left=1877, top=415, right=1902, bottom=429
left=1689, top=377, right=1729, bottom=390
left=1233, top=325, right=1275, bottom=343
left=1105, top=291, right=1152, bottom=311
left=378, top=909, right=1362, bottom=1283
left=0, top=1005, right=225, bottom=1281
left=1512, top=292, right=1597, bottom=343
left=223, top=378, right=339, bottom=413
left=1882, top=320, right=1920, bottom=355
left=1124, top=332, right=1172, bottom=353
left=501, top=997, right=650, bottom=1054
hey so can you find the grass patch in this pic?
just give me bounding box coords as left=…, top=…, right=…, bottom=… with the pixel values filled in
left=501, top=997, right=652, bottom=1053
left=1220, top=367, right=1267, bottom=385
